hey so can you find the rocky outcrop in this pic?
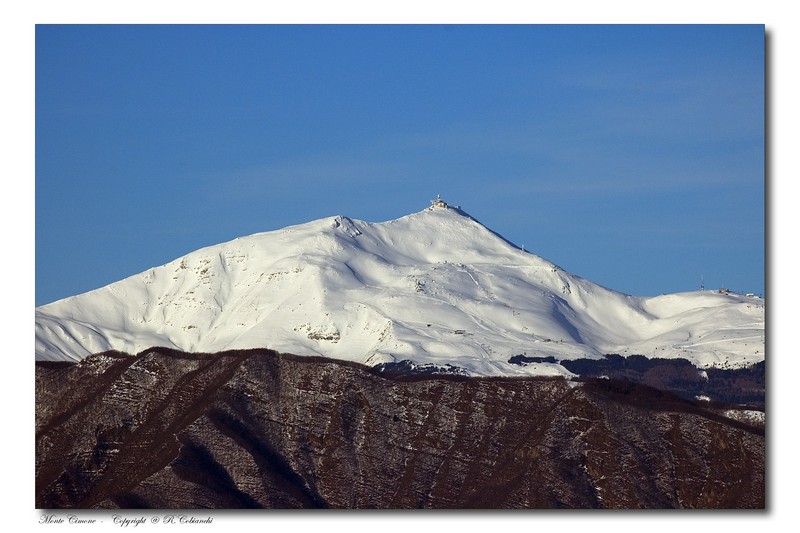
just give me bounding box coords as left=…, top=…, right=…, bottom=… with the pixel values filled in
left=35, top=348, right=765, bottom=509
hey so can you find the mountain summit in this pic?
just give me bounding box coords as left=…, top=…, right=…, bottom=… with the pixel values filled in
left=35, top=200, right=764, bottom=376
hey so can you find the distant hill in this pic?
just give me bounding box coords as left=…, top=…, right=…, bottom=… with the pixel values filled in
left=35, top=201, right=764, bottom=377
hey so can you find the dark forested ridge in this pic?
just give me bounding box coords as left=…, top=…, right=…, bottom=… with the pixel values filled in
left=509, top=353, right=765, bottom=409
left=36, top=348, right=765, bottom=509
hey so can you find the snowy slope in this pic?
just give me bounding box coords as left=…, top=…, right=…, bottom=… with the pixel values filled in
left=35, top=203, right=765, bottom=377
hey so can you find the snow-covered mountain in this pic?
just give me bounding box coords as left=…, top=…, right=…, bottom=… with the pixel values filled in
left=35, top=201, right=765, bottom=377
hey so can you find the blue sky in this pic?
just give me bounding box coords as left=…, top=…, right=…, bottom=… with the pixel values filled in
left=35, top=24, right=764, bottom=306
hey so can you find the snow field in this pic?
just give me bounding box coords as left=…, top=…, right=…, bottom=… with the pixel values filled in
left=36, top=206, right=764, bottom=376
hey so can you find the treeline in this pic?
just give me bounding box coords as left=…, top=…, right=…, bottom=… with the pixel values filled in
left=509, top=353, right=764, bottom=409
